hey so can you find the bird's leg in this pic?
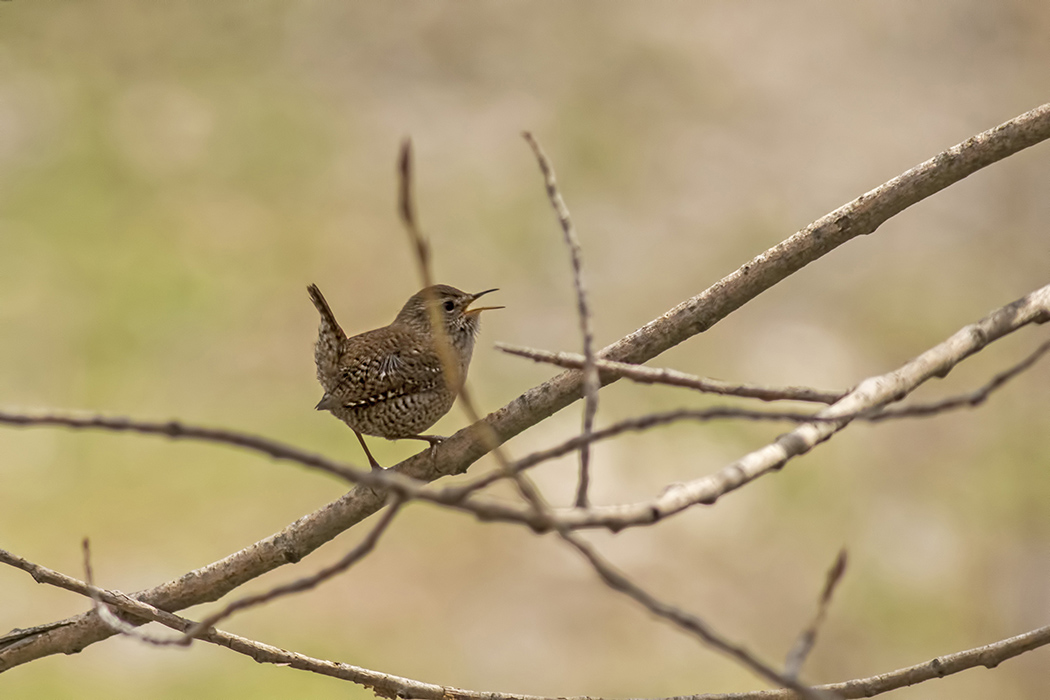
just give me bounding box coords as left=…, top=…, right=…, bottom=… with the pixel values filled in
left=353, top=430, right=383, bottom=470
left=402, top=434, right=445, bottom=447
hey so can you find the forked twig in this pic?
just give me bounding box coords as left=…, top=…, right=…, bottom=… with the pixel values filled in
left=868, top=339, right=1050, bottom=419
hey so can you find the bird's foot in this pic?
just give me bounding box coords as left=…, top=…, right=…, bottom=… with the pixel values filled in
left=407, top=434, right=446, bottom=447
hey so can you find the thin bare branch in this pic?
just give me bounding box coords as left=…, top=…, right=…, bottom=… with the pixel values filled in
left=496, top=343, right=845, bottom=403
left=785, top=550, right=848, bottom=679
left=0, top=322, right=1043, bottom=549
left=185, top=496, right=404, bottom=639
left=0, top=410, right=374, bottom=483
left=452, top=333, right=1050, bottom=502
left=523, top=132, right=600, bottom=508
left=709, top=624, right=1050, bottom=699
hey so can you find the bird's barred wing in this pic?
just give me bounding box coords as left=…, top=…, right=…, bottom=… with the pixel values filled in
left=324, top=333, right=444, bottom=409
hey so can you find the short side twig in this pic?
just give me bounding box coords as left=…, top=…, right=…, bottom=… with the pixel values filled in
left=785, top=550, right=848, bottom=679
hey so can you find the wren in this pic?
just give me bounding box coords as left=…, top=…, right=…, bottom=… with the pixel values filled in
left=308, top=283, right=500, bottom=469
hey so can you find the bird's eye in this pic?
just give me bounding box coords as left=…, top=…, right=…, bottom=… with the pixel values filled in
left=443, top=300, right=456, bottom=312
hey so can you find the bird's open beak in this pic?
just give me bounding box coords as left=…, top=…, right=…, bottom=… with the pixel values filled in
left=465, top=288, right=503, bottom=315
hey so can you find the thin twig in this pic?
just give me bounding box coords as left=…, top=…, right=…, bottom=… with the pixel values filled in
left=559, top=532, right=832, bottom=700
left=496, top=343, right=845, bottom=404
left=399, top=139, right=431, bottom=288
left=398, top=139, right=460, bottom=389
left=185, top=496, right=404, bottom=640
left=0, top=410, right=373, bottom=483
left=523, top=132, right=600, bottom=509
left=785, top=550, right=848, bottom=679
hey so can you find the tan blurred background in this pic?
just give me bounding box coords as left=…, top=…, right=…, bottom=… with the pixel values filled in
left=2, top=2, right=1050, bottom=698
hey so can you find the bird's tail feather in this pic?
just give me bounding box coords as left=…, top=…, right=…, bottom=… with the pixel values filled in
left=308, top=284, right=345, bottom=385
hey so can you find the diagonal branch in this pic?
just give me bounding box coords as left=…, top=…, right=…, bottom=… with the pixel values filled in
left=3, top=103, right=1050, bottom=671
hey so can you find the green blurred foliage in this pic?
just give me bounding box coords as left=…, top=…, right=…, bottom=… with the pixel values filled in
left=2, top=2, right=1050, bottom=699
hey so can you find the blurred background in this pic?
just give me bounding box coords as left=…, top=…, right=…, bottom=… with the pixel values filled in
left=2, top=2, right=1049, bottom=698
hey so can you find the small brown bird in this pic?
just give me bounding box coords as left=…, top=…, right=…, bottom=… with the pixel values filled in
left=308, top=283, right=500, bottom=469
